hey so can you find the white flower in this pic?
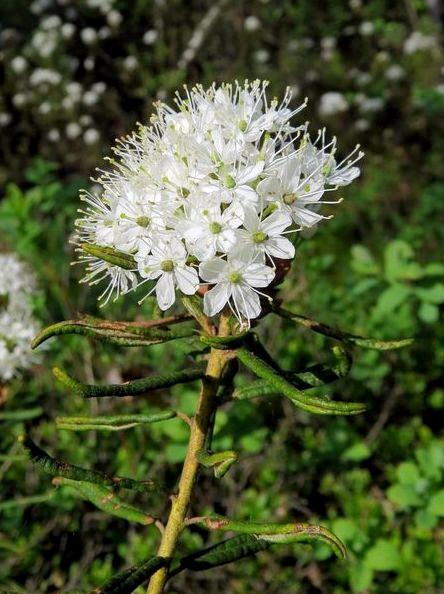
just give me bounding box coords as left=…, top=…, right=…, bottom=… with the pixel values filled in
left=81, top=27, right=97, bottom=45
left=136, top=238, right=199, bottom=310
left=244, top=16, right=261, bottom=32
left=0, top=112, right=12, bottom=127
left=10, top=56, right=27, bottom=74
left=107, top=10, right=122, bottom=27
left=404, top=31, right=437, bottom=55
left=0, top=253, right=42, bottom=381
left=319, top=92, right=348, bottom=116
left=84, top=129, right=100, bottom=145
left=236, top=206, right=295, bottom=261
left=359, top=21, right=374, bottom=36
left=385, top=65, right=404, bottom=82
left=66, top=122, right=82, bottom=139
left=143, top=29, right=158, bottom=45
left=181, top=201, right=243, bottom=260
left=200, top=247, right=275, bottom=325
left=75, top=81, right=362, bottom=323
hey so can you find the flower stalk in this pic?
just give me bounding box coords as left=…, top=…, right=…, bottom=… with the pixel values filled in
left=146, top=313, right=233, bottom=594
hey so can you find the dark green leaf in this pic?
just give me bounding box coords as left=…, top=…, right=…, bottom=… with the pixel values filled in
left=54, top=477, right=155, bottom=525
left=53, top=365, right=205, bottom=398
left=93, top=556, right=168, bottom=594
left=236, top=346, right=365, bottom=416
left=170, top=535, right=270, bottom=575
left=80, top=243, right=136, bottom=270
left=56, top=411, right=176, bottom=431
left=0, top=407, right=43, bottom=421
left=197, top=450, right=238, bottom=478
left=20, top=436, right=162, bottom=494
left=273, top=305, right=413, bottom=350
left=32, top=317, right=195, bottom=349
left=194, top=517, right=346, bottom=559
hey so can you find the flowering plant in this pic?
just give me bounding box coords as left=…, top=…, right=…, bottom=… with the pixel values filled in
left=76, top=81, right=362, bottom=325
left=0, top=253, right=41, bottom=384
left=25, top=82, right=411, bottom=594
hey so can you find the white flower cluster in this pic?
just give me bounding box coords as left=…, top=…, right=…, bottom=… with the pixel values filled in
left=77, top=81, right=363, bottom=325
left=0, top=254, right=41, bottom=381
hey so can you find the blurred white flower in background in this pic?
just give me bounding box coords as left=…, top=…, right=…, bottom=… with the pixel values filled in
left=84, top=128, right=100, bottom=145
left=107, top=10, right=122, bottom=28
left=66, top=122, right=82, bottom=139
left=319, top=92, right=348, bottom=116
left=48, top=128, right=61, bottom=142
left=0, top=254, right=42, bottom=382
left=254, top=49, right=270, bottom=64
left=29, top=68, right=62, bottom=86
left=76, top=81, right=362, bottom=325
left=61, top=22, right=75, bottom=39
left=12, top=93, right=27, bottom=108
left=10, top=56, right=27, bottom=74
left=80, top=27, right=98, bottom=45
left=359, top=21, right=375, bottom=36
left=0, top=113, right=12, bottom=127
left=41, top=15, right=62, bottom=30
left=143, top=29, right=159, bottom=45
left=244, top=16, right=262, bottom=32
left=123, top=56, right=138, bottom=71
left=357, top=95, right=384, bottom=113
left=385, top=64, right=405, bottom=81
left=404, top=31, right=437, bottom=54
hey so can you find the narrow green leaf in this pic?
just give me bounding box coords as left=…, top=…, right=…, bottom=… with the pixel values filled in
left=93, top=556, right=169, bottom=594
left=20, top=436, right=162, bottom=494
left=0, top=492, right=54, bottom=511
left=56, top=411, right=176, bottom=432
left=236, top=347, right=366, bottom=416
left=273, top=305, right=413, bottom=350
left=194, top=517, right=346, bottom=559
left=181, top=295, right=212, bottom=332
left=54, top=477, right=155, bottom=525
left=200, top=332, right=250, bottom=350
left=286, top=347, right=352, bottom=390
left=197, top=450, right=238, bottom=478
left=0, top=407, right=43, bottom=421
left=232, top=379, right=275, bottom=401
left=80, top=243, right=136, bottom=270
left=32, top=318, right=195, bottom=349
left=170, top=534, right=270, bottom=575
left=53, top=365, right=205, bottom=398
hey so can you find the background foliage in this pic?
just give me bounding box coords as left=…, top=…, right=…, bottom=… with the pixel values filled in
left=1, top=1, right=443, bottom=592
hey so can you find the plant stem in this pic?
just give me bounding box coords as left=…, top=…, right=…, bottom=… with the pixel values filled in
left=146, top=315, right=232, bottom=594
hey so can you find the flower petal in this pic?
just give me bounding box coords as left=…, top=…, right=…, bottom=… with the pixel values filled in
left=265, top=236, right=295, bottom=259
left=203, top=282, right=231, bottom=316
left=261, top=210, right=292, bottom=236
left=175, top=265, right=199, bottom=295
left=243, top=263, right=275, bottom=287
left=199, top=258, right=229, bottom=283
left=155, top=273, right=176, bottom=310
left=232, top=284, right=261, bottom=319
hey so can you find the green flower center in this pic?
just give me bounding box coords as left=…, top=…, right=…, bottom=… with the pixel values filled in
left=160, top=259, right=174, bottom=272
left=209, top=222, right=222, bottom=234
left=283, top=193, right=297, bottom=205
left=224, top=175, right=236, bottom=189
left=228, top=271, right=242, bottom=284
left=252, top=231, right=268, bottom=243
left=238, top=119, right=248, bottom=132
left=136, top=216, right=150, bottom=228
